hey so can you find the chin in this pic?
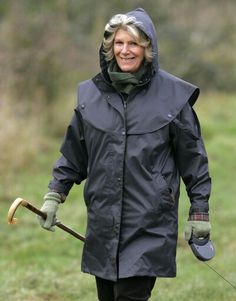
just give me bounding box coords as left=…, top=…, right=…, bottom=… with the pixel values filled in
left=120, top=65, right=137, bottom=72
left=122, top=68, right=133, bottom=72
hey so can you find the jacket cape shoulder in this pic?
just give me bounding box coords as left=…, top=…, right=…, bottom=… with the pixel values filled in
left=76, top=70, right=200, bottom=134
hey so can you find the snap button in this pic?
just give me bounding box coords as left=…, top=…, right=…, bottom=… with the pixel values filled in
left=114, top=224, right=119, bottom=234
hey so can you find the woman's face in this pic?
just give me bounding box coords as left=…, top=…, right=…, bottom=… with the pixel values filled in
left=113, top=28, right=145, bottom=73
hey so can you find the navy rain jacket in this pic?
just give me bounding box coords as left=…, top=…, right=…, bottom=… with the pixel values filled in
left=49, top=8, right=211, bottom=281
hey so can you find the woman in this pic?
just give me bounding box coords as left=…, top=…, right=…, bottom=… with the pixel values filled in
left=39, top=8, right=211, bottom=301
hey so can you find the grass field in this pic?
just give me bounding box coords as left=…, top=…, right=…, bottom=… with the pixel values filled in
left=1, top=93, right=236, bottom=300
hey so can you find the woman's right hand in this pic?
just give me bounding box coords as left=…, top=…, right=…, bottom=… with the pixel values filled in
left=38, top=192, right=62, bottom=231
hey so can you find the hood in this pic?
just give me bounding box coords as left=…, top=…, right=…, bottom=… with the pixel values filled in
left=99, top=8, right=159, bottom=75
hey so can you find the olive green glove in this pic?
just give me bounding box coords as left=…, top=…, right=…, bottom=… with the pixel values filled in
left=38, top=192, right=62, bottom=232
left=184, top=217, right=211, bottom=241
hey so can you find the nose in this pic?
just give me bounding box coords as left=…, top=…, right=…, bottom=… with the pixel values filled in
left=121, top=43, right=129, bottom=55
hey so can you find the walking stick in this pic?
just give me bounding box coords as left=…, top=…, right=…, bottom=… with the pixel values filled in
left=8, top=197, right=85, bottom=242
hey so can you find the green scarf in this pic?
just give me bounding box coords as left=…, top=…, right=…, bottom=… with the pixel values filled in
left=108, top=60, right=148, bottom=95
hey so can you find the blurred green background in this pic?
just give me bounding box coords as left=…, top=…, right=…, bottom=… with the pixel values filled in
left=1, top=1, right=236, bottom=300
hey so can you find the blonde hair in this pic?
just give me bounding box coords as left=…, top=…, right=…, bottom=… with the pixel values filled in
left=103, top=14, right=153, bottom=63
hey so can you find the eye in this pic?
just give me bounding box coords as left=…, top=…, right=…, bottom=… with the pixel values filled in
left=114, top=41, right=123, bottom=46
left=129, top=41, right=138, bottom=46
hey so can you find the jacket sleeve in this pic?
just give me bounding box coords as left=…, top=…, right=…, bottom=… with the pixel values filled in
left=170, top=102, right=211, bottom=214
left=48, top=109, right=88, bottom=196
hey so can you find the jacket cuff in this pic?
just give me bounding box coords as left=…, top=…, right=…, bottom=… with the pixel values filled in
left=48, top=179, right=73, bottom=200
left=188, top=212, right=209, bottom=221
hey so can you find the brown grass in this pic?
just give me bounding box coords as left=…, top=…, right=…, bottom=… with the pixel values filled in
left=0, top=97, right=47, bottom=198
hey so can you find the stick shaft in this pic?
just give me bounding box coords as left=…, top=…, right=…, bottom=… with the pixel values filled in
left=56, top=222, right=85, bottom=242
left=24, top=202, right=47, bottom=219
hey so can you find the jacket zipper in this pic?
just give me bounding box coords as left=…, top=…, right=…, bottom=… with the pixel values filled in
left=114, top=95, right=127, bottom=279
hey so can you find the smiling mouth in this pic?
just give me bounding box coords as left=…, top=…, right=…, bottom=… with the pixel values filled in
left=120, top=57, right=135, bottom=62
